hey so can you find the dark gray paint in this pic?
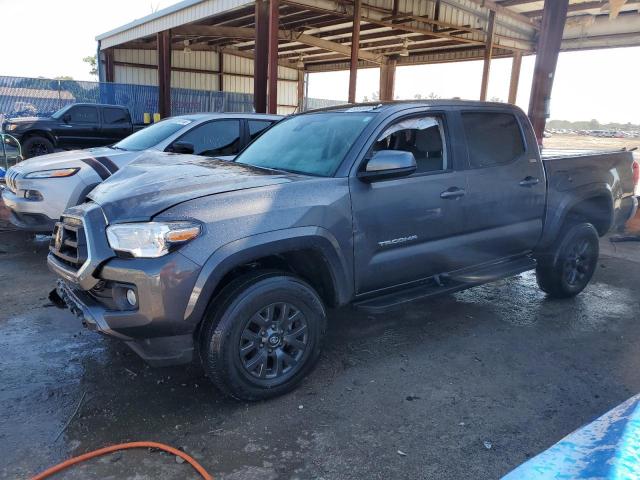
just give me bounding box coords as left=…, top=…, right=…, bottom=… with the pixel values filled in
left=48, top=100, right=638, bottom=365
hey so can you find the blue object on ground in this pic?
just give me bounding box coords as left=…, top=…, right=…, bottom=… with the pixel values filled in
left=503, top=394, right=640, bottom=479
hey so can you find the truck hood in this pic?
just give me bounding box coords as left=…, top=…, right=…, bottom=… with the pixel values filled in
left=88, top=151, right=302, bottom=222
left=6, top=116, right=45, bottom=124
left=14, top=147, right=137, bottom=172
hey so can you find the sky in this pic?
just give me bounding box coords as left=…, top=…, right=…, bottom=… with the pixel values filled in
left=0, top=0, right=638, bottom=124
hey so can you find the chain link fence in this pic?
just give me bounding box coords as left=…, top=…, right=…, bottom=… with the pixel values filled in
left=0, top=75, right=344, bottom=125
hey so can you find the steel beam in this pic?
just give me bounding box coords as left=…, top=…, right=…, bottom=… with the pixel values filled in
left=254, top=0, right=269, bottom=113
left=157, top=30, right=172, bottom=118
left=268, top=0, right=280, bottom=114
left=508, top=51, right=522, bottom=104
left=479, top=10, right=495, bottom=101
left=528, top=0, right=569, bottom=144
left=348, top=0, right=362, bottom=103
left=297, top=69, right=305, bottom=111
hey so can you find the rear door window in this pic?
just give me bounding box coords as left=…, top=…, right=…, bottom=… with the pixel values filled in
left=462, top=112, right=525, bottom=168
left=248, top=120, right=274, bottom=141
left=103, top=107, right=128, bottom=124
left=178, top=120, right=241, bottom=156
left=68, top=106, right=99, bottom=124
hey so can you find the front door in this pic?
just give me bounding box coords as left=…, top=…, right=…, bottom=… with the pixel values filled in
left=350, top=113, right=469, bottom=295
left=57, top=105, right=101, bottom=149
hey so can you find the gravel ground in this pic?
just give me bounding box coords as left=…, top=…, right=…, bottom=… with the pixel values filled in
left=1, top=230, right=640, bottom=480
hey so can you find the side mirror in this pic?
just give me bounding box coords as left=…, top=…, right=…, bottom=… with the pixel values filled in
left=169, top=141, right=195, bottom=154
left=358, top=150, right=417, bottom=182
left=63, top=113, right=71, bottom=123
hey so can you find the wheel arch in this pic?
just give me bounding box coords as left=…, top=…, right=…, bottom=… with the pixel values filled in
left=184, top=227, right=353, bottom=326
left=21, top=129, right=57, bottom=146
left=539, top=184, right=614, bottom=249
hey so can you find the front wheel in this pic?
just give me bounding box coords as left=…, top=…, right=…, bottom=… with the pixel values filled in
left=21, top=135, right=54, bottom=159
left=200, top=272, right=326, bottom=401
left=536, top=222, right=600, bottom=298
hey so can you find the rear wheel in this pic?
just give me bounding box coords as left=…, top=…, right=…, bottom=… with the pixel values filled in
left=22, top=136, right=54, bottom=159
left=536, top=222, right=599, bottom=298
left=200, top=271, right=326, bottom=401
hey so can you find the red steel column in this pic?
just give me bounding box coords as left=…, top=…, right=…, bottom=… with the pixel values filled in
left=157, top=30, right=172, bottom=118
left=479, top=10, right=495, bottom=101
left=254, top=0, right=269, bottom=113
left=348, top=0, right=361, bottom=103
left=528, top=0, right=569, bottom=144
left=508, top=51, right=522, bottom=104
left=104, top=48, right=115, bottom=83
left=379, top=57, right=396, bottom=102
left=267, top=0, right=280, bottom=114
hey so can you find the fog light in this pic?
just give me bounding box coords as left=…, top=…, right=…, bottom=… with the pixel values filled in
left=24, top=189, right=43, bottom=201
left=126, top=289, right=137, bottom=307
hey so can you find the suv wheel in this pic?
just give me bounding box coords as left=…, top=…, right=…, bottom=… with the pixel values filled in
left=200, top=271, right=326, bottom=401
left=536, top=222, right=599, bottom=298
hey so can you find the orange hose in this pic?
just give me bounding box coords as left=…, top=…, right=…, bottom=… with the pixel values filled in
left=31, top=441, right=214, bottom=480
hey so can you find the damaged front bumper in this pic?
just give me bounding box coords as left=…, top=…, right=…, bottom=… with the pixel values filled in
left=54, top=279, right=196, bottom=367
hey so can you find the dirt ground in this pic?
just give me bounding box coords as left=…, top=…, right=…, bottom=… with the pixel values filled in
left=1, top=229, right=640, bottom=480
left=543, top=133, right=640, bottom=152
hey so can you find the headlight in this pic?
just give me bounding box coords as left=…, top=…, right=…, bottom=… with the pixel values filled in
left=4, top=124, right=18, bottom=132
left=106, top=222, right=201, bottom=258
left=24, top=168, right=79, bottom=179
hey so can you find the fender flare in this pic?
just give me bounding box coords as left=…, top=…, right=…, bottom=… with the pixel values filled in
left=539, top=183, right=614, bottom=248
left=183, top=226, right=353, bottom=324
left=21, top=129, right=57, bottom=147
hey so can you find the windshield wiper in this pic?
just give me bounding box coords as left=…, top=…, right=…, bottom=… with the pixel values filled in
left=109, top=145, right=128, bottom=151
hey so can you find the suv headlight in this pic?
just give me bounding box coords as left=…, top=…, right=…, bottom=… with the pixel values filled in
left=24, top=168, right=79, bottom=179
left=4, top=124, right=18, bottom=132
left=106, top=221, right=201, bottom=258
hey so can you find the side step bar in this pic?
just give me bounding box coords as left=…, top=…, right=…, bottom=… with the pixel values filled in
left=353, top=256, right=536, bottom=314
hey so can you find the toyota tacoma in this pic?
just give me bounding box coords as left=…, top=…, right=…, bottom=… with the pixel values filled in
left=48, top=101, right=639, bottom=401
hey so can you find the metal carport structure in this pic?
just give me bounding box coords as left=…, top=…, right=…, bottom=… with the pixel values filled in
left=96, top=0, right=640, bottom=141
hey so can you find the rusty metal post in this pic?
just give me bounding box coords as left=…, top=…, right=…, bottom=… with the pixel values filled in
left=528, top=0, right=569, bottom=144
left=254, top=0, right=269, bottom=113
left=297, top=69, right=305, bottom=111
left=379, top=58, right=396, bottom=102
left=508, top=52, right=522, bottom=104
left=104, top=49, right=115, bottom=83
left=348, top=0, right=361, bottom=103
left=267, top=0, right=280, bottom=114
left=157, top=30, right=172, bottom=118
left=479, top=10, right=495, bottom=101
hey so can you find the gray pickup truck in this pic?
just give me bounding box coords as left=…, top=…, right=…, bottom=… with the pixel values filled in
left=49, top=101, right=638, bottom=401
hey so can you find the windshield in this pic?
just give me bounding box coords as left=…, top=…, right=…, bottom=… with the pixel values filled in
left=114, top=118, right=193, bottom=151
left=51, top=105, right=72, bottom=119
left=236, top=112, right=375, bottom=176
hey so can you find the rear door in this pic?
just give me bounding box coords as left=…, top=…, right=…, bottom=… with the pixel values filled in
left=57, top=105, right=101, bottom=149
left=459, top=109, right=545, bottom=261
left=350, top=111, right=470, bottom=294
left=101, top=107, right=132, bottom=145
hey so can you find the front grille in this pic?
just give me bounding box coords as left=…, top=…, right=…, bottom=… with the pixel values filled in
left=50, top=216, right=88, bottom=271
left=5, top=168, right=19, bottom=193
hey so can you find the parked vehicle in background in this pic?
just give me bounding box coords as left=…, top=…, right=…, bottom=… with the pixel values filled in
left=1, top=103, right=145, bottom=158
left=49, top=101, right=638, bottom=401
left=2, top=113, right=281, bottom=232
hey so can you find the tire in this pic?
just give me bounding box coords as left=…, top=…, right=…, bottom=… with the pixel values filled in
left=22, top=135, right=54, bottom=159
left=536, top=222, right=600, bottom=298
left=200, top=271, right=327, bottom=401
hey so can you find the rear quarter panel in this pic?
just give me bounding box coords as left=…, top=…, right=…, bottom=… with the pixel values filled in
left=540, top=150, right=635, bottom=247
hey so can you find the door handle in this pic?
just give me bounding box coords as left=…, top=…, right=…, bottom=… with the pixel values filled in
left=519, top=176, right=540, bottom=187
left=440, top=187, right=466, bottom=200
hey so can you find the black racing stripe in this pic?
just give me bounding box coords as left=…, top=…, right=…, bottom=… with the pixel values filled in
left=94, top=156, right=119, bottom=174
left=80, top=158, right=111, bottom=180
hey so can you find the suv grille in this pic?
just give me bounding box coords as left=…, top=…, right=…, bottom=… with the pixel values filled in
left=5, top=168, right=19, bottom=193
left=50, top=216, right=88, bottom=270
